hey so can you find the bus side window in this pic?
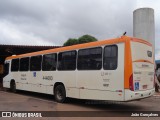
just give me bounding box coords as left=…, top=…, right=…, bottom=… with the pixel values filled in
left=58, top=51, right=77, bottom=71
left=4, top=63, right=9, bottom=76
left=20, top=57, right=29, bottom=71
left=78, top=47, right=102, bottom=70
left=11, top=59, right=19, bottom=72
left=103, top=45, right=118, bottom=70
left=30, top=55, right=42, bottom=71
left=42, top=53, right=57, bottom=71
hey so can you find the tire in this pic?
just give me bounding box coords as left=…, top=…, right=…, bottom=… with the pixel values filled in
left=54, top=85, right=66, bottom=103
left=10, top=81, right=16, bottom=93
left=155, top=83, right=159, bottom=92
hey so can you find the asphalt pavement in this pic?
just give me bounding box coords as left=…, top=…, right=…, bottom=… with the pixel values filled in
left=0, top=90, right=160, bottom=120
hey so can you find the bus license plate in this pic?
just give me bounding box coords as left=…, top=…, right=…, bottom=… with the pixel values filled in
left=143, top=85, right=147, bottom=89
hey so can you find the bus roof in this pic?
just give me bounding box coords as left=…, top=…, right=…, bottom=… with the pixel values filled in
left=6, top=36, right=152, bottom=60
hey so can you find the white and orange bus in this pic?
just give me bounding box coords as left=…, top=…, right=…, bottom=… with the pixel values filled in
left=3, top=36, right=155, bottom=102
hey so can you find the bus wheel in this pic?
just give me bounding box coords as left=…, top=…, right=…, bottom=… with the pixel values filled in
left=54, top=85, right=66, bottom=103
left=10, top=81, right=16, bottom=93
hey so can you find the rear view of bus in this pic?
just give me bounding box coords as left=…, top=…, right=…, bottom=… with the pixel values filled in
left=125, top=38, right=155, bottom=101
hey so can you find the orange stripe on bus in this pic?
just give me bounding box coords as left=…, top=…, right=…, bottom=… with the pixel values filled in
left=131, top=38, right=152, bottom=47
left=6, top=36, right=127, bottom=60
left=124, top=37, right=133, bottom=89
left=6, top=36, right=151, bottom=60
left=133, top=60, right=154, bottom=64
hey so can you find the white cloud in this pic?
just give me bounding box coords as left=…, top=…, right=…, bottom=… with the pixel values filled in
left=0, top=20, right=54, bottom=45
left=0, top=0, right=136, bottom=46
left=0, top=0, right=160, bottom=59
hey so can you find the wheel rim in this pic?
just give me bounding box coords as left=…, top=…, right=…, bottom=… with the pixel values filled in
left=57, top=88, right=63, bottom=100
left=55, top=85, right=66, bottom=102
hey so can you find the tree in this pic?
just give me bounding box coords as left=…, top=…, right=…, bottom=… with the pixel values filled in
left=63, top=38, right=78, bottom=46
left=78, top=34, right=97, bottom=44
left=63, top=34, right=97, bottom=46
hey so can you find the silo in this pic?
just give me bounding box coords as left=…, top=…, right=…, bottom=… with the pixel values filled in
left=133, top=8, right=155, bottom=49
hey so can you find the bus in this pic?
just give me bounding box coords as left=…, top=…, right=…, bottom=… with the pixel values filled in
left=3, top=36, right=155, bottom=103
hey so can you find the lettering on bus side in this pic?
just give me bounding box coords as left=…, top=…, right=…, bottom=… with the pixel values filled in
left=43, top=76, right=53, bottom=81
left=101, top=72, right=111, bottom=88
left=101, top=72, right=112, bottom=76
left=142, top=64, right=149, bottom=68
left=21, top=74, right=27, bottom=80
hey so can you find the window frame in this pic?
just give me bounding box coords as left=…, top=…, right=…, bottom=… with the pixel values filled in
left=30, top=55, right=42, bottom=71
left=77, top=47, right=102, bottom=70
left=4, top=63, right=9, bottom=76
left=42, top=53, right=57, bottom=71
left=11, top=59, right=19, bottom=72
left=58, top=50, right=77, bottom=71
left=20, top=57, right=30, bottom=71
left=103, top=45, right=118, bottom=70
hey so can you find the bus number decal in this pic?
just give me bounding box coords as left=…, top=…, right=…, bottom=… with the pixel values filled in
left=43, top=76, right=53, bottom=81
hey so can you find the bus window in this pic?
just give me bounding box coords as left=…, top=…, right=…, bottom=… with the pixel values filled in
left=0, top=65, right=3, bottom=74
left=58, top=51, right=77, bottom=70
left=20, top=57, right=29, bottom=71
left=4, top=63, right=9, bottom=76
left=42, top=53, right=57, bottom=71
left=30, top=55, right=42, bottom=71
left=11, top=59, right=19, bottom=72
left=78, top=47, right=102, bottom=70
left=103, top=45, right=118, bottom=70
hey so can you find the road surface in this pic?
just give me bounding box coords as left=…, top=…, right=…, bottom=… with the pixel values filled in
left=0, top=90, right=160, bottom=120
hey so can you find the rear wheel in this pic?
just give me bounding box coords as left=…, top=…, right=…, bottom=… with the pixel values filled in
left=10, top=81, right=16, bottom=92
left=54, top=85, right=66, bottom=103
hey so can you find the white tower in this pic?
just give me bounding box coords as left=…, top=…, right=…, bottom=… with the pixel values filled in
left=133, top=8, right=155, bottom=49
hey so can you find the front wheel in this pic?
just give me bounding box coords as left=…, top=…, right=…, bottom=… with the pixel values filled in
left=10, top=81, right=16, bottom=92
left=54, top=85, right=66, bottom=103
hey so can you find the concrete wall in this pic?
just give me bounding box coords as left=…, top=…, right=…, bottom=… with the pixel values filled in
left=133, top=8, right=155, bottom=49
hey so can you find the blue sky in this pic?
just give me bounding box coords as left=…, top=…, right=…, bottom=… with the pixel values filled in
left=0, top=0, right=159, bottom=59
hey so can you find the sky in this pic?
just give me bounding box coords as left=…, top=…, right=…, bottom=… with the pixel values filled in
left=0, top=0, right=160, bottom=59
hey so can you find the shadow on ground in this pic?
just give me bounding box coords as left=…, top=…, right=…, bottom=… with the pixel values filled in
left=3, top=89, right=143, bottom=112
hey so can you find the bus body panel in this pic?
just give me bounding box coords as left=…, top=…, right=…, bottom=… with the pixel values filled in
left=124, top=40, right=155, bottom=101
left=3, top=60, right=11, bottom=88
left=131, top=41, right=154, bottom=91
left=78, top=43, right=125, bottom=101
left=32, top=71, right=47, bottom=93
left=54, top=71, right=78, bottom=98
left=124, top=88, right=155, bottom=101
